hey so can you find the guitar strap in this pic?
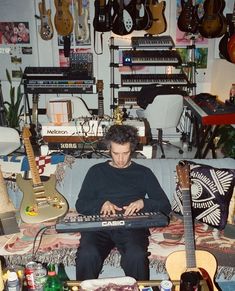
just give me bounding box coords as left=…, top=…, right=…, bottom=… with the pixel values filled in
left=63, top=35, right=71, bottom=57
left=94, top=30, right=104, bottom=55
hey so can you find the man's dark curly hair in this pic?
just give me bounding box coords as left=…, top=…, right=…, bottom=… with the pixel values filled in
left=104, top=125, right=138, bottom=152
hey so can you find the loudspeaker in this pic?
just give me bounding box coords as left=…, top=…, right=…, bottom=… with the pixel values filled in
left=0, top=211, right=20, bottom=236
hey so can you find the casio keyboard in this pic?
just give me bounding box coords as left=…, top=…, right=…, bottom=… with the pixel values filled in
left=121, top=74, right=190, bottom=87
left=55, top=212, right=169, bottom=233
left=23, top=67, right=96, bottom=94
left=122, top=50, right=182, bottom=66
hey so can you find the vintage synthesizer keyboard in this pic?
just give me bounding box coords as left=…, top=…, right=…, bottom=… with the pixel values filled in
left=184, top=96, right=235, bottom=125
left=122, top=50, right=182, bottom=66
left=121, top=73, right=189, bottom=87
left=55, top=212, right=169, bottom=233
left=23, top=67, right=96, bottom=94
left=131, top=35, right=175, bottom=49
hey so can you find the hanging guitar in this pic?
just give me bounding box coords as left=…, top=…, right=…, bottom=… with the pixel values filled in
left=199, top=0, right=227, bottom=38
left=166, top=162, right=218, bottom=291
left=93, top=0, right=113, bottom=32
left=227, top=1, right=235, bottom=63
left=38, top=0, right=54, bottom=40
left=145, top=0, right=167, bottom=35
left=54, top=0, right=74, bottom=36
left=219, top=1, right=235, bottom=63
left=74, top=0, right=89, bottom=42
left=134, top=0, right=152, bottom=31
left=97, top=80, right=104, bottom=118
left=17, top=126, right=68, bottom=224
left=177, top=0, right=200, bottom=34
left=112, top=0, right=135, bottom=36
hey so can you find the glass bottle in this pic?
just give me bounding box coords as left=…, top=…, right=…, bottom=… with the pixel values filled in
left=229, top=84, right=235, bottom=104
left=57, top=263, right=69, bottom=286
left=43, top=264, right=62, bottom=291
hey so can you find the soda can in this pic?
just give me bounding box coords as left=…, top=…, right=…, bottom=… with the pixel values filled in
left=160, top=280, right=173, bottom=291
left=25, top=261, right=37, bottom=290
left=34, top=263, right=47, bottom=291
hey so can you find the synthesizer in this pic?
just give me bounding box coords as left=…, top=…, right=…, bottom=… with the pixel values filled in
left=131, top=35, right=175, bottom=49
left=23, top=67, right=96, bottom=94
left=55, top=212, right=169, bottom=233
left=184, top=96, right=235, bottom=125
left=121, top=74, right=189, bottom=87
left=122, top=50, right=182, bottom=66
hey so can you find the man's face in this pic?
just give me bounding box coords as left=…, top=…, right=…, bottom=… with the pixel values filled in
left=110, top=141, right=131, bottom=168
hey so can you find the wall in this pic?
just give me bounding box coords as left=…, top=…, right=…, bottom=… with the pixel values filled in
left=0, top=0, right=234, bottom=124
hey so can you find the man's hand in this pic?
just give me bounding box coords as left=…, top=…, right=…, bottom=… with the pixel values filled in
left=100, top=201, right=122, bottom=216
left=123, top=199, right=144, bottom=216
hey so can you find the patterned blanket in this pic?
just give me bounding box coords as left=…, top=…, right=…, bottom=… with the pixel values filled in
left=0, top=211, right=234, bottom=280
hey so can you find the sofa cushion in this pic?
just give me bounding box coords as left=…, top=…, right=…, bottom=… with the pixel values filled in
left=172, top=161, right=235, bottom=230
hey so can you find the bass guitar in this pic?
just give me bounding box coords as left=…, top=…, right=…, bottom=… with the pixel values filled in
left=199, top=0, right=227, bottom=38
left=112, top=0, right=135, bottom=35
left=38, top=0, right=54, bottom=40
left=227, top=2, right=235, bottom=63
left=54, top=0, right=73, bottom=36
left=177, top=0, right=200, bottom=34
left=74, top=0, right=89, bottom=42
left=135, top=0, right=152, bottom=31
left=97, top=80, right=104, bottom=118
left=17, top=127, right=68, bottom=224
left=145, top=0, right=167, bottom=35
left=166, top=162, right=218, bottom=291
left=93, top=0, right=113, bottom=32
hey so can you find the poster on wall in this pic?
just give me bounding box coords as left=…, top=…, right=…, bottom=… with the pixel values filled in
left=176, top=0, right=208, bottom=45
left=0, top=22, right=30, bottom=44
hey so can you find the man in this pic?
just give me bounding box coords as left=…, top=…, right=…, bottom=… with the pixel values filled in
left=75, top=124, right=171, bottom=280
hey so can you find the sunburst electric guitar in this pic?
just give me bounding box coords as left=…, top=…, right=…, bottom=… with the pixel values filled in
left=17, top=127, right=68, bottom=224
left=166, top=162, right=218, bottom=291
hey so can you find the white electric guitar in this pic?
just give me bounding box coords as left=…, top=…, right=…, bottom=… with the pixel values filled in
left=17, top=126, right=68, bottom=224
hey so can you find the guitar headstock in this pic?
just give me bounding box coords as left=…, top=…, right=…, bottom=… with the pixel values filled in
left=96, top=80, right=104, bottom=92
left=176, top=161, right=190, bottom=190
left=22, top=126, right=32, bottom=139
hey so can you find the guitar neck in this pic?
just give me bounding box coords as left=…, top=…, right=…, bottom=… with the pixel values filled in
left=98, top=92, right=104, bottom=118
left=182, top=188, right=197, bottom=268
left=24, top=137, right=41, bottom=185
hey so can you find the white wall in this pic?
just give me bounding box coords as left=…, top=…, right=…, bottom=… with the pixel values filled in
left=0, top=0, right=234, bottom=123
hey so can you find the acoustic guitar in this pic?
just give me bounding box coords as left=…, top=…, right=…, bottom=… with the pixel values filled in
left=97, top=80, right=104, bottom=118
left=177, top=0, right=200, bottom=34
left=0, top=165, right=15, bottom=214
left=165, top=162, right=218, bottom=291
left=38, top=0, right=54, bottom=40
left=227, top=2, right=235, bottom=63
left=145, top=0, right=167, bottom=35
left=199, top=0, right=227, bottom=38
left=17, top=127, right=68, bottom=224
left=219, top=1, right=235, bottom=63
left=54, top=0, right=73, bottom=36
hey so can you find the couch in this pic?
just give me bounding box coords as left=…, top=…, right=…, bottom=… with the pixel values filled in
left=0, top=155, right=234, bottom=290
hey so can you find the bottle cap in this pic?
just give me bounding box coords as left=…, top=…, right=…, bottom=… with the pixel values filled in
left=8, top=271, right=18, bottom=281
